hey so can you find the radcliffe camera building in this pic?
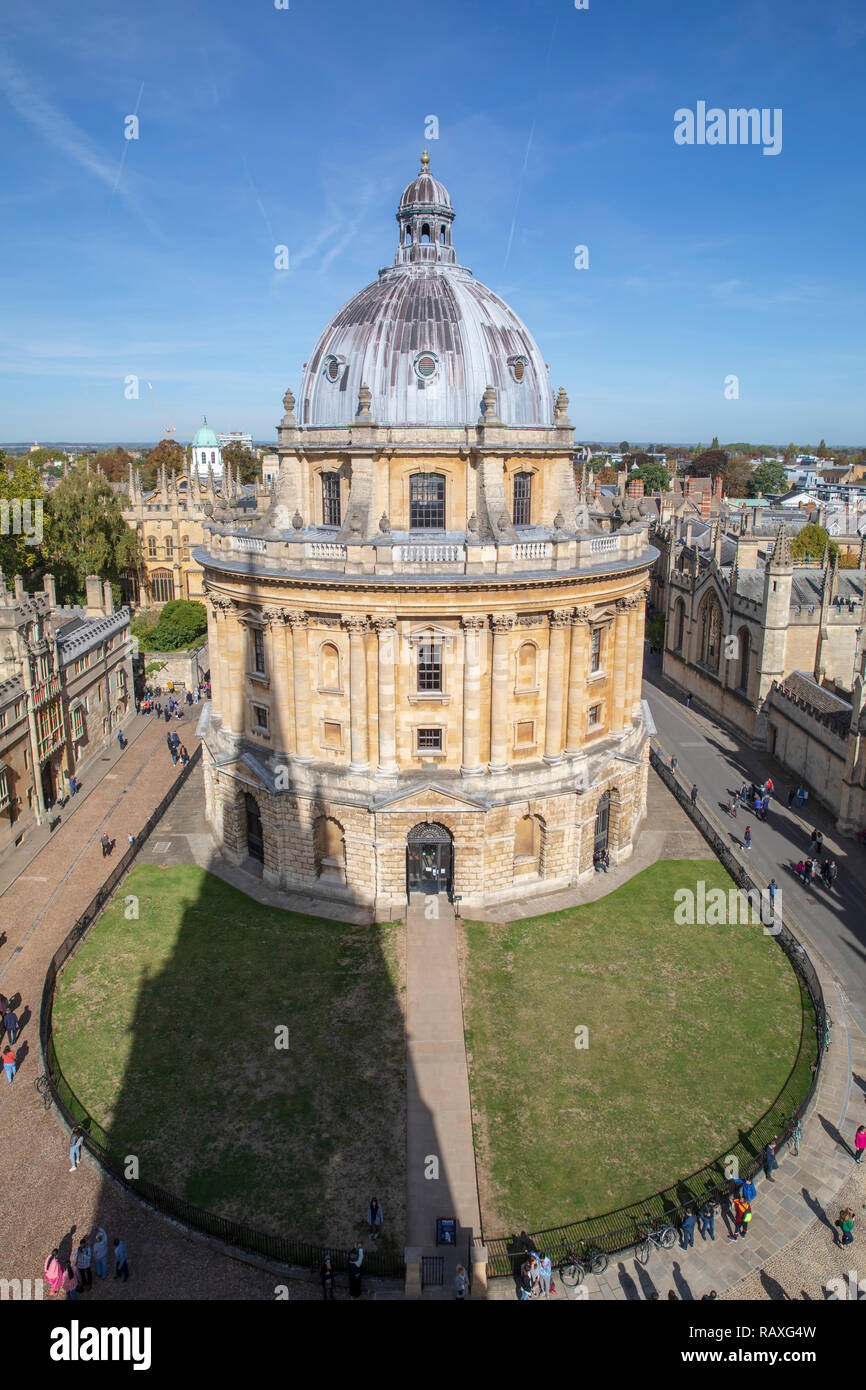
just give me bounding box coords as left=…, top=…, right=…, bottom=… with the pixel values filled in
left=196, top=157, right=655, bottom=916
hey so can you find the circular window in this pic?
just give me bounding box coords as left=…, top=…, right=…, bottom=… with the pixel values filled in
left=509, top=356, right=527, bottom=382
left=414, top=352, right=438, bottom=381
left=325, top=356, right=341, bottom=382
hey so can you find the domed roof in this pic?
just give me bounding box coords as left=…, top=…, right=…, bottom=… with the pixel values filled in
left=193, top=417, right=219, bottom=448
left=300, top=157, right=553, bottom=430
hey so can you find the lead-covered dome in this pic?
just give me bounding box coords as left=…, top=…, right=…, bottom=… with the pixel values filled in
left=300, top=155, right=554, bottom=429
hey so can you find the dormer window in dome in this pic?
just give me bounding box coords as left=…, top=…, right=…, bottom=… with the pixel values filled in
left=509, top=355, right=528, bottom=383
left=324, top=355, right=345, bottom=384
left=414, top=351, right=439, bottom=383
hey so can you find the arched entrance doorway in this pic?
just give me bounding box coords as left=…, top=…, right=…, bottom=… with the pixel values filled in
left=406, top=821, right=453, bottom=898
left=245, top=793, right=264, bottom=863
left=594, top=790, right=610, bottom=856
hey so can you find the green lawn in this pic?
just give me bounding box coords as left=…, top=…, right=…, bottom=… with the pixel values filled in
left=52, top=865, right=406, bottom=1250
left=461, top=860, right=815, bottom=1235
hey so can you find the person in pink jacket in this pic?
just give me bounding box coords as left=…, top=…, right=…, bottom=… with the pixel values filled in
left=44, top=1249, right=64, bottom=1296
left=60, top=1261, right=79, bottom=1300
left=854, top=1125, right=866, bottom=1164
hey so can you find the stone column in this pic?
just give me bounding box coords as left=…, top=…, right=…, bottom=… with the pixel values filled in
left=626, top=591, right=646, bottom=721
left=286, top=611, right=313, bottom=762
left=374, top=617, right=398, bottom=776
left=612, top=601, right=630, bottom=731
left=263, top=607, right=289, bottom=755
left=488, top=613, right=515, bottom=772
left=204, top=595, right=223, bottom=724
left=225, top=603, right=246, bottom=735
left=461, top=616, right=486, bottom=775
left=344, top=616, right=370, bottom=771
left=543, top=610, right=571, bottom=763
left=565, top=607, right=591, bottom=754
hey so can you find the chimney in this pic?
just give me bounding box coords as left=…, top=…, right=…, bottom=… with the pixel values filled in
left=616, top=468, right=627, bottom=497
left=627, top=478, right=645, bottom=499
left=13, top=575, right=24, bottom=601
left=700, top=490, right=712, bottom=520
left=713, top=475, right=723, bottom=499
left=103, top=580, right=114, bottom=616
left=85, top=574, right=103, bottom=617
left=43, top=573, right=56, bottom=608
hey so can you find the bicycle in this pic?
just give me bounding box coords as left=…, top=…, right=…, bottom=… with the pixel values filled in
left=558, top=1243, right=609, bottom=1286
left=635, top=1218, right=677, bottom=1264
left=34, top=1072, right=54, bottom=1110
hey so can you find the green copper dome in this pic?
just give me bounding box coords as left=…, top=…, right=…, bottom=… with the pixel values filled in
left=193, top=416, right=219, bottom=448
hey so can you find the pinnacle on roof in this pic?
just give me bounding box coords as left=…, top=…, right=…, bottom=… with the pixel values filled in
left=769, top=521, right=792, bottom=568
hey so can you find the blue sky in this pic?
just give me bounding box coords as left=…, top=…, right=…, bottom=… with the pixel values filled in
left=0, top=0, right=863, bottom=445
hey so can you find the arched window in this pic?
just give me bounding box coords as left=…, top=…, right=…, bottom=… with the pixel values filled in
left=513, top=472, right=532, bottom=526
left=182, top=535, right=190, bottom=560
left=319, top=641, right=341, bottom=691
left=314, top=815, right=345, bottom=881
left=699, top=594, right=723, bottom=671
left=439, top=226, right=446, bottom=245
left=165, top=536, right=173, bottom=559
left=514, top=814, right=543, bottom=878
left=147, top=536, right=157, bottom=558
left=421, top=223, right=431, bottom=242
left=674, top=597, right=685, bottom=652
left=322, top=472, right=341, bottom=527
left=151, top=569, right=174, bottom=603
left=245, top=794, right=264, bottom=862
left=738, top=627, right=751, bottom=693
left=410, top=473, right=445, bottom=529
left=516, top=641, right=538, bottom=690
left=594, top=790, right=610, bottom=855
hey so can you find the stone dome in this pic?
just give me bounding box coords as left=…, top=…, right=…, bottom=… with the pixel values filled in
left=299, top=157, right=554, bottom=430
left=192, top=417, right=219, bottom=448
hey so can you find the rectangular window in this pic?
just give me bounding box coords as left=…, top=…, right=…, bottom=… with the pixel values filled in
left=0, top=767, right=8, bottom=806
left=322, top=720, right=342, bottom=748
left=0, top=711, right=5, bottom=728
left=410, top=473, right=445, bottom=529
left=590, top=628, right=603, bottom=673
left=117, top=668, right=127, bottom=696
left=322, top=472, right=341, bottom=527
left=417, top=640, right=443, bottom=693
left=252, top=704, right=269, bottom=733
left=73, top=707, right=85, bottom=738
left=253, top=628, right=266, bottom=675
left=513, top=472, right=532, bottom=526
left=417, top=727, right=442, bottom=751
left=588, top=704, right=601, bottom=728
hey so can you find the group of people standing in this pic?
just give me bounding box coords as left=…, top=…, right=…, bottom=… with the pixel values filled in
left=43, top=1226, right=129, bottom=1298
left=1, top=992, right=22, bottom=1083
left=166, top=731, right=189, bottom=767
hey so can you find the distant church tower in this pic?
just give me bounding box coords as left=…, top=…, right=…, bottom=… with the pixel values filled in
left=192, top=417, right=222, bottom=481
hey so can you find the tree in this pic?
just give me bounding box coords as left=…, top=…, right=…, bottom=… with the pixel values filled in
left=791, top=523, right=837, bottom=564
left=91, top=447, right=135, bottom=484
left=817, top=438, right=829, bottom=457
left=635, top=461, right=671, bottom=492
left=783, top=442, right=797, bottom=462
left=143, top=438, right=185, bottom=492
left=25, top=447, right=68, bottom=470
left=132, top=599, right=207, bottom=651
left=596, top=467, right=617, bottom=483
left=618, top=441, right=630, bottom=454
left=220, top=440, right=259, bottom=485
left=0, top=459, right=49, bottom=580
left=724, top=457, right=752, bottom=498
left=750, top=460, right=789, bottom=496
left=46, top=472, right=141, bottom=603
left=688, top=448, right=729, bottom=481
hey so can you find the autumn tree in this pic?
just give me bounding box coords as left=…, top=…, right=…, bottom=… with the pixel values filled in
left=220, top=441, right=259, bottom=485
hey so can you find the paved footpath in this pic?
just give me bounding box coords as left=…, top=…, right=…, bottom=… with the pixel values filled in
left=0, top=712, right=328, bottom=1301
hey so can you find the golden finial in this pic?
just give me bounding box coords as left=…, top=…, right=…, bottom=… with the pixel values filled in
left=420, top=149, right=430, bottom=170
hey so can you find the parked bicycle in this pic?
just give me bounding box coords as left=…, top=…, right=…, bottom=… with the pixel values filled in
left=635, top=1218, right=677, bottom=1264
left=34, top=1071, right=54, bottom=1110
left=558, top=1243, right=609, bottom=1286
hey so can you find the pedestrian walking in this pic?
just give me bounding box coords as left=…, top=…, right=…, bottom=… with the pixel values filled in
left=320, top=1255, right=336, bottom=1300
left=764, top=1138, right=779, bottom=1182
left=815, top=831, right=824, bottom=855
left=836, top=1208, right=856, bottom=1247
left=805, top=857, right=814, bottom=885
left=61, top=1262, right=79, bottom=1301
left=671, top=755, right=678, bottom=773
left=761, top=795, right=770, bottom=820
left=347, top=1244, right=363, bottom=1299
left=171, top=731, right=180, bottom=749
left=44, top=1249, right=64, bottom=1297
left=455, top=1264, right=468, bottom=1299
left=787, top=787, right=796, bottom=808
left=680, top=1206, right=696, bottom=1249
left=116, top=730, right=126, bottom=750
left=100, top=833, right=110, bottom=858
left=828, top=860, right=838, bottom=888
left=69, top=1126, right=84, bottom=1171
left=128, top=833, right=135, bottom=848
left=92, top=1226, right=108, bottom=1280
left=165, top=733, right=173, bottom=751
left=685, top=693, right=692, bottom=708
left=74, top=1238, right=92, bottom=1291
left=855, top=1126, right=866, bottom=1164
left=690, top=783, right=698, bottom=806
left=180, top=745, right=188, bottom=765
left=171, top=750, right=177, bottom=766
left=2, top=1045, right=16, bottom=1082
left=698, top=1198, right=717, bottom=1242
left=367, top=1197, right=383, bottom=1240
left=113, top=1237, right=130, bottom=1281
left=743, top=826, right=751, bottom=851
left=3, top=1007, right=18, bottom=1044
left=536, top=1250, right=552, bottom=1298
left=730, top=1195, right=752, bottom=1240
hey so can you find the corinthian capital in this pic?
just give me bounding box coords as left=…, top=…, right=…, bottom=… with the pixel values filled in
left=342, top=614, right=370, bottom=635
left=489, top=612, right=516, bottom=634
left=461, top=615, right=486, bottom=630
left=572, top=606, right=593, bottom=625
left=262, top=606, right=285, bottom=626
left=285, top=610, right=308, bottom=629
left=372, top=615, right=397, bottom=632
left=548, top=609, right=572, bottom=629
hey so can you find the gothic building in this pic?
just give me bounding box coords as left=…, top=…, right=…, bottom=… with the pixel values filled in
left=196, top=157, right=655, bottom=915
